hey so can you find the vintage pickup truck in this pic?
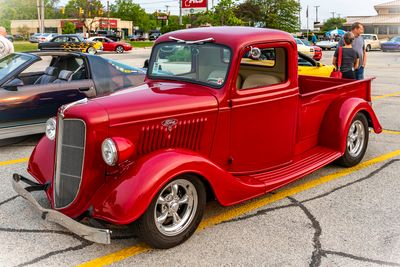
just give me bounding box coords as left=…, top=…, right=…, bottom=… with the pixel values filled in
left=13, top=27, right=382, bottom=249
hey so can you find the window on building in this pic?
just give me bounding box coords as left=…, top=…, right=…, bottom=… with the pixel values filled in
left=389, top=8, right=400, bottom=14
left=389, top=26, right=399, bottom=34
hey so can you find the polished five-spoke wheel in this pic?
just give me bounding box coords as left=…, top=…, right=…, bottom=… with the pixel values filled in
left=337, top=112, right=369, bottom=167
left=136, top=175, right=206, bottom=249
left=154, top=179, right=198, bottom=236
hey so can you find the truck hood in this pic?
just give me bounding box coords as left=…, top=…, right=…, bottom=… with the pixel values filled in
left=92, top=81, right=219, bottom=126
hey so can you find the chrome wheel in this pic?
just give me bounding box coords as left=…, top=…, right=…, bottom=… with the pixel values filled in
left=87, top=47, right=96, bottom=54
left=347, top=120, right=365, bottom=158
left=116, top=46, right=124, bottom=53
left=154, top=179, right=198, bottom=237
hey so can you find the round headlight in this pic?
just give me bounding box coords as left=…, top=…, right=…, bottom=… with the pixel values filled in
left=102, top=138, right=118, bottom=166
left=45, top=117, right=57, bottom=140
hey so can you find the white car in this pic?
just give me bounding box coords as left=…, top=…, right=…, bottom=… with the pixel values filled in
left=295, top=38, right=314, bottom=57
left=315, top=40, right=338, bottom=50
left=361, top=34, right=381, bottom=52
left=37, top=33, right=59, bottom=43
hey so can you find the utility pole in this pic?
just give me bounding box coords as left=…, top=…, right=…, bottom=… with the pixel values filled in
left=331, top=11, right=335, bottom=18
left=36, top=0, right=41, bottom=33
left=314, top=5, right=320, bottom=23
left=179, top=0, right=182, bottom=25
left=298, top=0, right=301, bottom=31
left=165, top=5, right=169, bottom=26
left=107, top=0, right=110, bottom=31
left=40, top=0, right=45, bottom=33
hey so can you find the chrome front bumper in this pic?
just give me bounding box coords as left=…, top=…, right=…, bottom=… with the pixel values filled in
left=12, top=174, right=111, bottom=244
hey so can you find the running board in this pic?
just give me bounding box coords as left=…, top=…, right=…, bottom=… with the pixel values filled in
left=251, top=146, right=341, bottom=191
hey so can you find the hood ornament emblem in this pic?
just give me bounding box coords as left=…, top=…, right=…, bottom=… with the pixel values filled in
left=162, top=119, right=178, bottom=132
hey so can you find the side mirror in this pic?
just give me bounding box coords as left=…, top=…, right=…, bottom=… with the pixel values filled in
left=2, top=78, right=24, bottom=91
left=143, top=59, right=149, bottom=69
left=316, top=62, right=321, bottom=67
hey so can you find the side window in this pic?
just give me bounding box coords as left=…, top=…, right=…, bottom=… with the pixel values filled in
left=69, top=37, right=79, bottom=42
left=237, top=47, right=287, bottom=90
left=54, top=37, right=67, bottom=43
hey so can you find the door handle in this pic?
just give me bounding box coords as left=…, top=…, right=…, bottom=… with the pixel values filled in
left=79, top=87, right=91, bottom=91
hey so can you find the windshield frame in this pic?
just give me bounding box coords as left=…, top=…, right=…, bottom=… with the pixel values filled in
left=147, top=41, right=233, bottom=89
left=0, top=53, right=39, bottom=86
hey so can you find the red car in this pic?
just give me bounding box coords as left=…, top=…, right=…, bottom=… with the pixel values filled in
left=313, top=45, right=322, bottom=61
left=13, top=27, right=382, bottom=249
left=87, top=36, right=132, bottom=53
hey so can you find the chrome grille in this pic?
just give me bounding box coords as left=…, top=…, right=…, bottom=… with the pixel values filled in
left=54, top=118, right=86, bottom=208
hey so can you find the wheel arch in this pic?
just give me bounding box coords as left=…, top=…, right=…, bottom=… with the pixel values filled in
left=319, top=97, right=382, bottom=154
left=90, top=149, right=265, bottom=225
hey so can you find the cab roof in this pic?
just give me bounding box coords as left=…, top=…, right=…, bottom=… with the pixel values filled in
left=156, top=26, right=295, bottom=51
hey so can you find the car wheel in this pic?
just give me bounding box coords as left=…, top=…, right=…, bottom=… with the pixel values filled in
left=382, top=49, right=387, bottom=52
left=86, top=47, right=97, bottom=54
left=135, top=175, right=206, bottom=249
left=336, top=113, right=369, bottom=167
left=366, top=45, right=371, bottom=52
left=115, top=45, right=124, bottom=53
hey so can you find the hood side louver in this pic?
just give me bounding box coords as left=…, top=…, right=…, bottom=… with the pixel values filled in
left=137, top=118, right=207, bottom=155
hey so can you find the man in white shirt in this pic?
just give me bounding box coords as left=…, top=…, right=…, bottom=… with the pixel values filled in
left=0, top=27, right=14, bottom=58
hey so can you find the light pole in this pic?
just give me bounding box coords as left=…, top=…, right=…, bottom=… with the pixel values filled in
left=314, top=5, right=320, bottom=23
left=107, top=0, right=110, bottom=31
left=179, top=0, right=182, bottom=25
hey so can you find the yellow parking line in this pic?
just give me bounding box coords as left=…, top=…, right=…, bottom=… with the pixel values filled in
left=382, top=129, right=400, bottom=135
left=77, top=149, right=400, bottom=267
left=0, top=158, right=29, bottom=167
left=372, top=91, right=400, bottom=100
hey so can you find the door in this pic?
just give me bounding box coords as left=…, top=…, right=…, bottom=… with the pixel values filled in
left=229, top=43, right=299, bottom=173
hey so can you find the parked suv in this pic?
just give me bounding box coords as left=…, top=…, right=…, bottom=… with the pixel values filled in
left=361, top=34, right=381, bottom=52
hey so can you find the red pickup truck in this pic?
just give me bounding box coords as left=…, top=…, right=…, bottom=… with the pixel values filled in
left=13, top=27, right=382, bottom=249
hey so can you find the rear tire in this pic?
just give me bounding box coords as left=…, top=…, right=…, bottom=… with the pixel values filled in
left=115, top=45, right=124, bottom=53
left=336, top=113, right=369, bottom=167
left=86, top=47, right=97, bottom=54
left=135, top=175, right=206, bottom=249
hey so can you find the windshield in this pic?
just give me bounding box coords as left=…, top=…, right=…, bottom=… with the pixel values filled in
left=148, top=42, right=231, bottom=88
left=0, top=54, right=32, bottom=81
left=389, top=37, right=400, bottom=42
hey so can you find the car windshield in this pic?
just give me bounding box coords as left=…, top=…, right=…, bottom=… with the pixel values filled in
left=0, top=54, right=32, bottom=81
left=389, top=37, right=400, bottom=42
left=149, top=42, right=231, bottom=88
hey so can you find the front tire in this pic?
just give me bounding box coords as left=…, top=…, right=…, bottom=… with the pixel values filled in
left=136, top=175, right=206, bottom=249
left=86, top=47, right=97, bottom=54
left=115, top=45, right=124, bottom=53
left=366, top=45, right=371, bottom=52
left=336, top=113, right=369, bottom=167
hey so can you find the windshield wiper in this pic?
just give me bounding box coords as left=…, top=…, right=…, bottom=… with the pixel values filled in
left=169, top=36, right=215, bottom=44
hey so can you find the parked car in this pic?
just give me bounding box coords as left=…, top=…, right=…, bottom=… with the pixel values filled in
left=29, top=33, right=42, bottom=43
left=315, top=40, right=338, bottom=50
left=0, top=51, right=146, bottom=139
left=149, top=31, right=162, bottom=41
left=13, top=34, right=25, bottom=41
left=294, top=38, right=314, bottom=57
left=87, top=36, right=132, bottom=53
left=5, top=35, right=14, bottom=42
left=37, top=33, right=59, bottom=43
left=381, top=36, right=400, bottom=52
left=13, top=27, right=382, bottom=249
left=38, top=34, right=103, bottom=54
left=299, top=38, right=322, bottom=61
left=95, top=30, right=121, bottom=42
left=128, top=34, right=146, bottom=41
left=361, top=34, right=381, bottom=52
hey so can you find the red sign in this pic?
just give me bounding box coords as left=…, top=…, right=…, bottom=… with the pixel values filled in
left=99, top=19, right=118, bottom=28
left=181, top=0, right=207, bottom=9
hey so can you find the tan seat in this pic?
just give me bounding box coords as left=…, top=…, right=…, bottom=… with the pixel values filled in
left=241, top=74, right=282, bottom=89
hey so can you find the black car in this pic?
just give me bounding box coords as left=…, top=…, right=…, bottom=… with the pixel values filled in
left=38, top=34, right=102, bottom=54
left=0, top=51, right=146, bottom=139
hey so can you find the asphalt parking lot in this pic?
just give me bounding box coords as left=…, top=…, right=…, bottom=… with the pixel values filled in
left=1, top=49, right=400, bottom=267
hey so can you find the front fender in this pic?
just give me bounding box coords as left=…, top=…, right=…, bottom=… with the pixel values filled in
left=91, top=149, right=265, bottom=224
left=319, top=97, right=382, bottom=153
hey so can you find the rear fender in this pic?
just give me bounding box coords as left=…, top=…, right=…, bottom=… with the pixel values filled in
left=91, top=149, right=265, bottom=224
left=319, top=97, right=382, bottom=153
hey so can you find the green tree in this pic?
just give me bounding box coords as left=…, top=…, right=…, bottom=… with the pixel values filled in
left=213, top=0, right=243, bottom=26
left=110, top=0, right=156, bottom=32
left=62, top=21, right=76, bottom=33
left=65, top=0, right=103, bottom=32
left=322, top=17, right=346, bottom=31
left=236, top=0, right=300, bottom=32
left=17, top=25, right=31, bottom=39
